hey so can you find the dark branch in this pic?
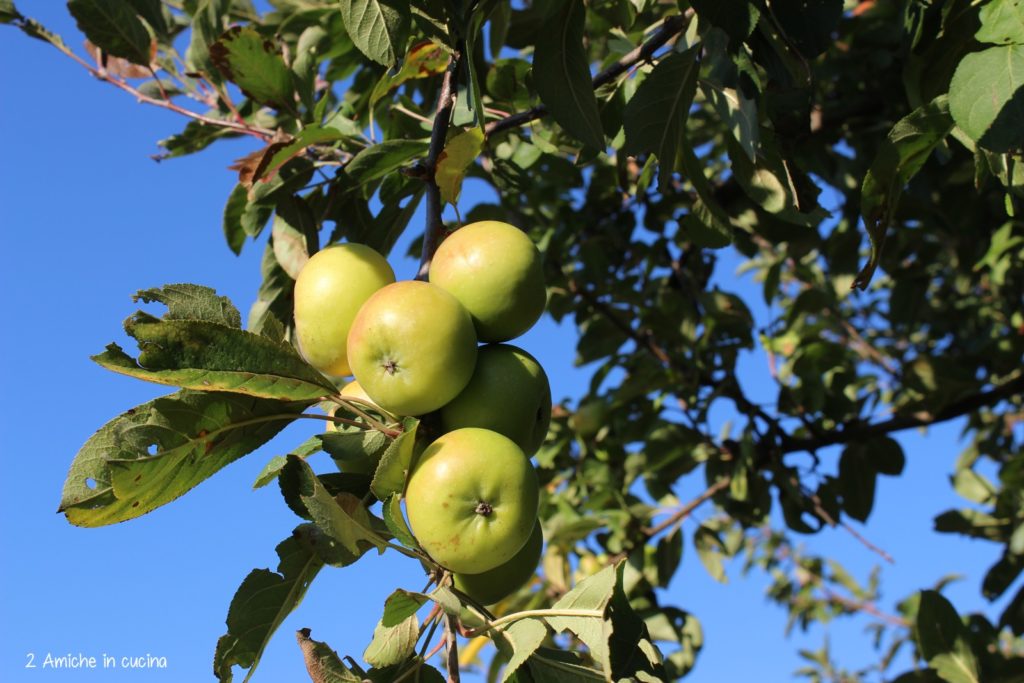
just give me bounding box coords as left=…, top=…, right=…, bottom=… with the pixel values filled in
left=484, top=12, right=690, bottom=139
left=783, top=374, right=1024, bottom=454
left=416, top=51, right=461, bottom=281
left=444, top=614, right=460, bottom=683
left=644, top=476, right=732, bottom=537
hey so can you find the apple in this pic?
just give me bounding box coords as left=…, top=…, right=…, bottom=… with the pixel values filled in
left=429, top=221, right=546, bottom=342
left=405, top=428, right=539, bottom=574
left=453, top=521, right=543, bottom=606
left=570, top=399, right=608, bottom=437
left=347, top=280, right=477, bottom=416
left=440, top=344, right=551, bottom=456
left=294, top=243, right=396, bottom=376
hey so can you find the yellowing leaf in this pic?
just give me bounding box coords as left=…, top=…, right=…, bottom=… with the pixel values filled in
left=370, top=40, right=449, bottom=108
left=435, top=127, right=484, bottom=205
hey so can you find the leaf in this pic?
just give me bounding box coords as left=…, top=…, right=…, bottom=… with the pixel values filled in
left=253, top=435, right=324, bottom=489
left=654, top=528, right=683, bottom=588
left=857, top=95, right=953, bottom=289
left=694, top=525, right=727, bottom=583
left=977, top=0, right=1024, bottom=45
left=210, top=26, right=295, bottom=108
left=839, top=443, right=877, bottom=522
left=370, top=420, right=419, bottom=499
left=532, top=0, right=605, bottom=150
left=369, top=39, right=449, bottom=107
left=260, top=125, right=352, bottom=186
left=345, top=139, right=430, bottom=186
left=499, top=619, right=547, bottom=682
left=213, top=527, right=325, bottom=682
left=915, top=590, right=980, bottom=683
left=769, top=0, right=843, bottom=58
left=133, top=283, right=241, bottom=327
left=338, top=0, right=410, bottom=67
left=949, top=45, right=1024, bottom=154
left=364, top=590, right=426, bottom=668
left=283, top=455, right=388, bottom=557
left=702, top=80, right=759, bottom=162
left=864, top=437, right=905, bottom=476
left=272, top=195, right=319, bottom=280
left=67, top=0, right=151, bottom=65
left=60, top=391, right=310, bottom=527
left=436, top=127, right=484, bottom=205
left=689, top=0, right=759, bottom=46
left=92, top=313, right=335, bottom=401
left=321, top=428, right=390, bottom=474
left=545, top=564, right=617, bottom=665
left=678, top=141, right=733, bottom=247
left=224, top=184, right=271, bottom=254
left=0, top=0, right=20, bottom=23
left=382, top=495, right=418, bottom=548
left=623, top=48, right=700, bottom=189
left=526, top=648, right=606, bottom=681
left=184, top=0, right=229, bottom=78
left=294, top=629, right=363, bottom=683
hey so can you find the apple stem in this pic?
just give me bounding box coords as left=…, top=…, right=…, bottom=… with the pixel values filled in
left=415, top=49, right=462, bottom=281
left=473, top=501, right=493, bottom=516
left=466, top=609, right=605, bottom=637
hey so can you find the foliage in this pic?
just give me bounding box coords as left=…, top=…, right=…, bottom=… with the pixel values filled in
left=6, top=0, right=1024, bottom=681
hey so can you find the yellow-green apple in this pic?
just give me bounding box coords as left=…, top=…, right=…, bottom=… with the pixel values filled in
left=429, top=221, right=545, bottom=342
left=405, top=428, right=539, bottom=574
left=440, top=344, right=551, bottom=455
left=453, top=521, right=543, bottom=605
left=294, top=243, right=395, bottom=376
left=346, top=280, right=477, bottom=416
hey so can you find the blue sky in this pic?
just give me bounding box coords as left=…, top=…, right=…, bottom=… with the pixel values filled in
left=0, top=5, right=1012, bottom=682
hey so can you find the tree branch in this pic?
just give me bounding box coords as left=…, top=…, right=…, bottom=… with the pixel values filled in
left=484, top=13, right=690, bottom=139
left=415, top=52, right=461, bottom=280
left=644, top=476, right=732, bottom=537
left=444, top=613, right=461, bottom=683
left=783, top=373, right=1024, bottom=454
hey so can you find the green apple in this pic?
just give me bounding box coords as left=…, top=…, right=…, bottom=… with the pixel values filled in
left=453, top=521, right=543, bottom=606
left=294, top=243, right=396, bottom=376
left=405, top=428, right=539, bottom=574
left=440, top=344, right=551, bottom=456
left=429, top=221, right=546, bottom=342
left=347, top=280, right=477, bottom=416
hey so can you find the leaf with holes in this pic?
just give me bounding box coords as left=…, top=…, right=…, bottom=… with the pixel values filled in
left=59, top=390, right=311, bottom=527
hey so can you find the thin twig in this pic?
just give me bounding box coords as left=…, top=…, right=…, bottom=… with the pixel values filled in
left=484, top=12, right=690, bottom=138
left=444, top=614, right=460, bottom=683
left=822, top=589, right=910, bottom=628
left=415, top=52, right=461, bottom=280
left=644, top=477, right=731, bottom=537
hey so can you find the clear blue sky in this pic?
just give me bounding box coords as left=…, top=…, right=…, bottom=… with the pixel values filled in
left=0, top=5, right=1011, bottom=681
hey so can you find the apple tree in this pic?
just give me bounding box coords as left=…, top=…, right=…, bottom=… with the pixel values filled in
left=4, top=0, right=1024, bottom=681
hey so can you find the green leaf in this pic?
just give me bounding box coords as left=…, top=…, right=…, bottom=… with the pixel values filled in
left=499, top=619, right=547, bottom=683
left=92, top=314, right=335, bottom=401
left=545, top=564, right=617, bottom=665
left=436, top=127, right=484, bottom=205
left=769, top=0, right=843, bottom=58
left=864, top=437, right=905, bottom=476
left=338, top=0, right=410, bottom=67
left=321, top=428, right=390, bottom=475
left=654, top=528, right=683, bottom=588
left=345, top=139, right=430, bottom=186
left=214, top=527, right=325, bottom=683
left=60, top=391, right=309, bottom=527
left=949, top=45, right=1024, bottom=153
left=532, top=0, right=605, bottom=150
left=1, top=0, right=21, bottom=23
left=210, top=26, right=295, bottom=109
left=623, top=48, right=700, bottom=188
left=133, top=283, right=241, bottom=327
left=369, top=39, right=449, bottom=108
left=253, top=435, right=324, bottom=489
left=283, top=455, right=388, bottom=557
left=857, top=95, right=953, bottom=289
left=68, top=0, right=151, bottom=65
left=703, top=80, right=759, bottom=162
left=689, top=0, right=759, bottom=46
left=370, top=420, right=419, bottom=499
left=693, top=525, right=727, bottom=583
left=839, top=443, right=877, bottom=522
left=382, top=495, right=418, bottom=548
left=272, top=195, right=319, bottom=280
left=526, top=648, right=605, bottom=681
left=364, top=591, right=426, bottom=668
left=262, top=126, right=352, bottom=186
left=977, top=0, right=1024, bottom=45
left=184, top=0, right=229, bottom=79
left=916, top=590, right=980, bottom=683
left=678, top=141, right=733, bottom=247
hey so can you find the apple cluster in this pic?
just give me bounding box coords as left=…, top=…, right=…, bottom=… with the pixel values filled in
left=293, top=221, right=550, bottom=606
